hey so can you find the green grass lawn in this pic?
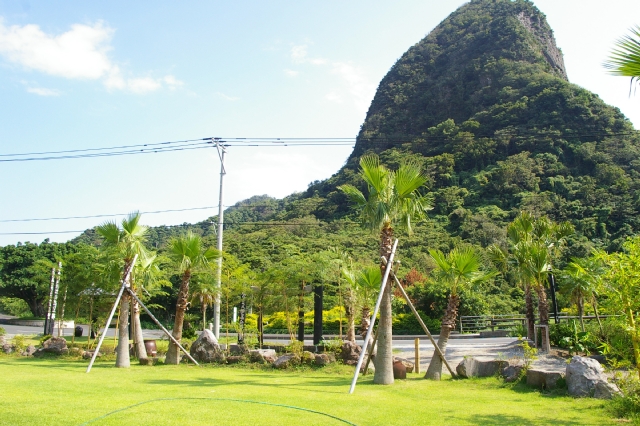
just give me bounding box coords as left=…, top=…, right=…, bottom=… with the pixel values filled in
left=0, top=355, right=616, bottom=426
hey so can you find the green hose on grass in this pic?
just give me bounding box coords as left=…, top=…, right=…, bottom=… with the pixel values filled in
left=79, top=397, right=358, bottom=425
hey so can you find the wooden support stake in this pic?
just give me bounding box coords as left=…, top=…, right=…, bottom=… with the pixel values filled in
left=415, top=338, right=420, bottom=374
left=363, top=326, right=379, bottom=375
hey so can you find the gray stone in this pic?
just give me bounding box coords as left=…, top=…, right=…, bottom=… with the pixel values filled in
left=315, top=353, right=336, bottom=366
left=42, top=337, right=68, bottom=355
left=456, top=357, right=508, bottom=378
left=302, top=351, right=315, bottom=365
left=527, top=369, right=564, bottom=390
left=82, top=350, right=102, bottom=359
left=502, top=364, right=525, bottom=383
left=274, top=353, right=300, bottom=369
left=2, top=343, right=13, bottom=354
left=189, top=329, right=225, bottom=363
left=566, top=356, right=619, bottom=398
left=227, top=355, right=244, bottom=364
left=229, top=344, right=249, bottom=355
left=22, top=345, right=36, bottom=356
left=594, top=381, right=622, bottom=399
left=394, top=357, right=415, bottom=374
left=340, top=341, right=361, bottom=366
left=249, top=349, right=277, bottom=364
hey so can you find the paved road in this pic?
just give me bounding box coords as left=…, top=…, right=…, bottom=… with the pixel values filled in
left=2, top=320, right=523, bottom=370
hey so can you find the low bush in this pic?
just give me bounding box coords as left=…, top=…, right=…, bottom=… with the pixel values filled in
left=0, top=326, right=5, bottom=336
left=609, top=373, right=640, bottom=421
left=12, top=334, right=26, bottom=351
left=392, top=312, right=441, bottom=335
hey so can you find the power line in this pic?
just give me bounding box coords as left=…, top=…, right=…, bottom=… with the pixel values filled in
left=0, top=206, right=220, bottom=223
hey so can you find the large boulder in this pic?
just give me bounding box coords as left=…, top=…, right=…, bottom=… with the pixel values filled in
left=457, top=357, right=508, bottom=378
left=340, top=341, right=361, bottom=366
left=189, top=330, right=225, bottom=363
left=566, top=356, right=621, bottom=399
left=42, top=337, right=68, bottom=355
left=301, top=351, right=316, bottom=365
left=249, top=349, right=277, bottom=364
left=229, top=344, right=249, bottom=355
left=526, top=369, right=564, bottom=390
left=274, top=353, right=301, bottom=369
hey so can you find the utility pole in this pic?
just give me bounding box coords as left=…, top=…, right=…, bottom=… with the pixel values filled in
left=210, top=138, right=226, bottom=339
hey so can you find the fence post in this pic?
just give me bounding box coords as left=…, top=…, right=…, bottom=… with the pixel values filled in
left=414, top=338, right=420, bottom=374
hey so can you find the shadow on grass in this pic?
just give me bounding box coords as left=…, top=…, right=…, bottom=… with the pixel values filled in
left=449, top=414, right=594, bottom=426
left=146, top=372, right=351, bottom=394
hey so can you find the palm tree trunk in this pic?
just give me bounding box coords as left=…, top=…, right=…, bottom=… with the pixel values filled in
left=374, top=223, right=394, bottom=385
left=345, top=301, right=356, bottom=343
left=131, top=296, right=148, bottom=360
left=202, top=302, right=207, bottom=329
left=525, top=283, right=535, bottom=340
left=165, top=271, right=191, bottom=365
left=359, top=306, right=371, bottom=337
left=115, top=291, right=131, bottom=368
left=535, top=284, right=550, bottom=350
left=426, top=294, right=459, bottom=380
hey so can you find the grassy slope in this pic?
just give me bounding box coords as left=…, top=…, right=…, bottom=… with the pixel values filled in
left=0, top=356, right=614, bottom=426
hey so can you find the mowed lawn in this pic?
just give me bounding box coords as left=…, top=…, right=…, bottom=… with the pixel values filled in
left=0, top=356, right=615, bottom=426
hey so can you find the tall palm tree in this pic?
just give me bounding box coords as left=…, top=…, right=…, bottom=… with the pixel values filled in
left=604, top=25, right=640, bottom=94
left=96, top=212, right=152, bottom=368
left=425, top=247, right=494, bottom=380
left=165, top=232, right=219, bottom=365
left=339, top=153, right=431, bottom=385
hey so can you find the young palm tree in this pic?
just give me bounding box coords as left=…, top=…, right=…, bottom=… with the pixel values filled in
left=96, top=212, right=153, bottom=368
left=165, top=232, right=219, bottom=365
left=339, top=153, right=431, bottom=385
left=560, top=257, right=604, bottom=333
left=425, top=247, right=494, bottom=380
left=190, top=278, right=217, bottom=330
left=604, top=25, right=640, bottom=94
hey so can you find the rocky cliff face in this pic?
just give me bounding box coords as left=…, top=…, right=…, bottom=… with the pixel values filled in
left=352, top=0, right=574, bottom=158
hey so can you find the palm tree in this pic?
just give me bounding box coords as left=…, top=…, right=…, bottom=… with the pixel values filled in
left=165, top=232, right=219, bottom=365
left=560, top=257, right=604, bottom=333
left=96, top=212, right=153, bottom=368
left=339, top=153, right=431, bottom=385
left=190, top=277, right=217, bottom=330
left=604, top=25, right=640, bottom=94
left=425, top=247, right=494, bottom=380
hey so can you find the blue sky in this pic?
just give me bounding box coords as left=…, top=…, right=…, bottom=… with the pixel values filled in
left=0, top=0, right=638, bottom=246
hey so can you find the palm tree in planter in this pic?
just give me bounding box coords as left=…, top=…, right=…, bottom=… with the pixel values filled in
left=165, top=232, right=219, bottom=365
left=96, top=212, right=153, bottom=368
left=425, top=247, right=495, bottom=380
left=339, top=153, right=431, bottom=385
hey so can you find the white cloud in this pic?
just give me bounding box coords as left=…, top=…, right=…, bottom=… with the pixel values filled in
left=290, top=44, right=326, bottom=65
left=0, top=18, right=183, bottom=94
left=26, top=86, right=60, bottom=96
left=330, top=62, right=376, bottom=112
left=284, top=68, right=299, bottom=77
left=215, top=92, right=239, bottom=101
left=325, top=91, right=343, bottom=103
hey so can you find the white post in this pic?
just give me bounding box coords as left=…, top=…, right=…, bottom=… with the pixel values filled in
left=44, top=268, right=55, bottom=335
left=233, top=307, right=237, bottom=323
left=213, top=141, right=226, bottom=339
left=49, top=262, right=62, bottom=336
left=349, top=239, right=398, bottom=394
